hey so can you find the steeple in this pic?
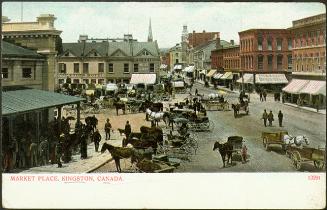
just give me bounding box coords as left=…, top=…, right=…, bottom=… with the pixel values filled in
left=147, top=18, right=153, bottom=42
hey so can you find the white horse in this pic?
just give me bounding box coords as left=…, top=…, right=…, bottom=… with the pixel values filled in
left=208, top=93, right=219, bottom=100
left=283, top=135, right=309, bottom=147
left=146, top=108, right=168, bottom=126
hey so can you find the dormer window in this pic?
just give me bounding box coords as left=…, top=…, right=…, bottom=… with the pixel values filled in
left=143, top=51, right=149, bottom=56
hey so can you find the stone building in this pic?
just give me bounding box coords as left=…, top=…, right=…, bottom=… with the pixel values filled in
left=168, top=44, right=183, bottom=71
left=289, top=13, right=326, bottom=79
left=57, top=35, right=160, bottom=85
left=2, top=14, right=62, bottom=91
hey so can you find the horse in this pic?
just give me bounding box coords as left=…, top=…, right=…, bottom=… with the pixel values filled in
left=145, top=108, right=169, bottom=126
left=231, top=104, right=240, bottom=118
left=122, top=137, right=157, bottom=150
left=100, top=143, right=138, bottom=172
left=213, top=141, right=233, bottom=168
left=113, top=101, right=126, bottom=115
left=283, top=135, right=309, bottom=147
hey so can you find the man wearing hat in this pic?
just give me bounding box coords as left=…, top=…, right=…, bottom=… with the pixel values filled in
left=104, top=118, right=112, bottom=140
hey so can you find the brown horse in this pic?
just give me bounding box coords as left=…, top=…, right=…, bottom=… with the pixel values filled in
left=113, top=102, right=126, bottom=116
left=213, top=141, right=233, bottom=167
left=122, top=137, right=157, bottom=151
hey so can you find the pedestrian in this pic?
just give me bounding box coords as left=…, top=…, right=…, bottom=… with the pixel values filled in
left=262, top=109, right=268, bottom=127
left=56, top=135, right=63, bottom=168
left=315, top=99, right=320, bottom=112
left=241, top=144, right=248, bottom=164
left=278, top=110, right=283, bottom=127
left=259, top=92, right=263, bottom=102
left=263, top=90, right=267, bottom=101
left=195, top=88, right=198, bottom=96
left=268, top=110, right=274, bottom=126
left=124, top=121, right=132, bottom=139
left=104, top=118, right=112, bottom=140
left=93, top=129, right=101, bottom=152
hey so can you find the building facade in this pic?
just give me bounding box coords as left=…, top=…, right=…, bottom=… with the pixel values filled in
left=211, top=41, right=239, bottom=72
left=238, top=29, right=292, bottom=72
left=168, top=44, right=183, bottom=70
left=289, top=13, right=326, bottom=78
left=188, top=30, right=220, bottom=48
left=2, top=14, right=62, bottom=91
left=57, top=36, right=160, bottom=86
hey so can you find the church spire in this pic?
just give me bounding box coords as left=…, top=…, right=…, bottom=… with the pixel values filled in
left=147, top=18, right=153, bottom=42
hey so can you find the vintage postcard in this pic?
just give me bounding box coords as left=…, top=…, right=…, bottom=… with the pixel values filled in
left=1, top=1, right=326, bottom=209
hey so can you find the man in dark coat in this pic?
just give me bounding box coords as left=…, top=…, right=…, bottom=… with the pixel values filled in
left=262, top=109, right=268, bottom=127
left=56, top=135, right=63, bottom=168
left=124, top=121, right=132, bottom=139
left=263, top=90, right=267, bottom=101
left=268, top=110, right=274, bottom=126
left=278, top=110, right=283, bottom=127
left=104, top=118, right=112, bottom=140
left=93, top=129, right=101, bottom=152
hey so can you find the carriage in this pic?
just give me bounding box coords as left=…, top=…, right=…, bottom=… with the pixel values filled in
left=227, top=136, right=244, bottom=155
left=205, top=100, right=229, bottom=111
left=286, top=146, right=326, bottom=170
left=262, top=131, right=289, bottom=151
left=126, top=99, right=143, bottom=113
left=172, top=80, right=187, bottom=94
left=173, top=116, right=214, bottom=132
left=232, top=101, right=249, bottom=117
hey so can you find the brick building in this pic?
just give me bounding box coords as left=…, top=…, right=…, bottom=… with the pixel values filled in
left=188, top=30, right=220, bottom=48
left=289, top=13, right=326, bottom=79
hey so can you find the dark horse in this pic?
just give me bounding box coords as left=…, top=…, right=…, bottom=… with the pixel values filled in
left=213, top=141, right=233, bottom=167
left=100, top=143, right=137, bottom=172
left=113, top=101, right=126, bottom=116
left=140, top=100, right=163, bottom=112
left=231, top=104, right=240, bottom=118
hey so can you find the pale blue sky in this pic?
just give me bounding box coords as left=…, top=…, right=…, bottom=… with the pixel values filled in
left=2, top=2, right=326, bottom=48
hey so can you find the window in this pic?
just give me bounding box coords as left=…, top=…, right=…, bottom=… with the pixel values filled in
left=91, top=79, right=96, bottom=84
left=108, top=63, right=113, bottom=73
left=134, top=63, right=139, bottom=72
left=175, top=59, right=179, bottom=64
left=311, top=31, right=315, bottom=46
left=98, top=63, right=104, bottom=73
left=22, top=68, right=32, bottom=78
left=124, top=63, right=129, bottom=73
left=59, top=63, right=66, bottom=73
left=277, top=55, right=283, bottom=71
left=287, top=55, right=292, bottom=70
left=288, top=39, right=292, bottom=50
left=83, top=63, right=89, bottom=74
left=257, top=37, right=263, bottom=50
left=277, top=38, right=282, bottom=51
left=2, top=68, right=8, bottom=79
left=143, top=51, right=149, bottom=56
left=74, top=63, right=79, bottom=73
left=150, top=63, right=155, bottom=72
left=73, top=79, right=79, bottom=84
left=258, top=55, right=263, bottom=70
left=98, top=79, right=104, bottom=84
left=268, top=55, right=273, bottom=71
left=267, top=38, right=272, bottom=50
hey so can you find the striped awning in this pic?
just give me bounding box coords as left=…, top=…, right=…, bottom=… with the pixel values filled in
left=300, top=80, right=326, bottom=96
left=282, top=79, right=310, bottom=94
left=255, top=74, right=288, bottom=84
left=214, top=73, right=223, bottom=79
left=130, top=73, right=157, bottom=85
left=220, top=72, right=233, bottom=80
left=236, top=74, right=254, bottom=84
left=173, top=65, right=182, bottom=70
left=206, top=70, right=217, bottom=77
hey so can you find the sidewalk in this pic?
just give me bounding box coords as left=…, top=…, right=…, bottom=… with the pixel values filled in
left=283, top=102, right=326, bottom=115
left=19, top=130, right=124, bottom=174
left=195, top=79, right=239, bottom=94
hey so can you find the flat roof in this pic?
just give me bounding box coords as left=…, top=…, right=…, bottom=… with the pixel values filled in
left=2, top=89, right=85, bottom=116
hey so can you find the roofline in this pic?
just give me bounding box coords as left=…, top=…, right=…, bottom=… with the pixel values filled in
left=238, top=28, right=290, bottom=34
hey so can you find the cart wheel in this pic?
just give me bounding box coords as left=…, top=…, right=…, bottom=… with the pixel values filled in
left=263, top=138, right=269, bottom=151
left=313, top=160, right=325, bottom=169
left=291, top=151, right=302, bottom=170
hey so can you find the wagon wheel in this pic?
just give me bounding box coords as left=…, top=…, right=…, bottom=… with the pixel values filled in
left=263, top=137, right=269, bottom=151
left=313, top=160, right=325, bottom=169
left=291, top=151, right=302, bottom=170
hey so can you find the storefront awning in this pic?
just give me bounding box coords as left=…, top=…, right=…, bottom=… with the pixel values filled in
left=104, top=83, right=118, bottom=91
left=182, top=66, right=195, bottom=73
left=206, top=70, right=217, bottom=77
left=213, top=73, right=223, bottom=79
left=199, top=69, right=206, bottom=75
left=172, top=81, right=185, bottom=88
left=255, top=74, right=288, bottom=84
left=173, top=65, right=182, bottom=70
left=130, top=73, right=157, bottom=85
left=220, top=72, right=233, bottom=80
left=236, top=73, right=254, bottom=84
left=282, top=79, right=310, bottom=94
left=2, top=89, right=85, bottom=116
left=300, top=80, right=326, bottom=96
left=160, top=64, right=168, bottom=69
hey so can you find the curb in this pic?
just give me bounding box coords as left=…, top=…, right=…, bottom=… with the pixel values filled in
left=283, top=103, right=326, bottom=115
left=85, top=156, right=113, bottom=173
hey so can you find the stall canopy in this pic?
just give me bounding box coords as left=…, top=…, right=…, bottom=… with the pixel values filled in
left=220, top=72, right=233, bottom=80
left=2, top=89, right=84, bottom=116
left=182, top=66, right=195, bottom=73
left=160, top=64, right=168, bottom=69
left=299, top=80, right=326, bottom=96
left=213, top=73, right=223, bottom=79
left=173, top=64, right=183, bottom=70
left=199, top=69, right=206, bottom=75
left=255, top=74, right=288, bottom=84
left=282, top=79, right=309, bottom=94
left=104, top=83, right=118, bottom=91
left=236, top=73, right=254, bottom=84
left=206, top=70, right=217, bottom=78
left=130, top=73, right=157, bottom=85
left=172, top=81, right=185, bottom=88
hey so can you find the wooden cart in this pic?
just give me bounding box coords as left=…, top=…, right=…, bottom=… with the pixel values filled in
left=286, top=146, right=326, bottom=170
left=262, top=131, right=288, bottom=151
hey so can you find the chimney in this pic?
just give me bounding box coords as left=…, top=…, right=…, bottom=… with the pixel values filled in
left=216, top=37, right=221, bottom=49
left=230, top=40, right=234, bottom=45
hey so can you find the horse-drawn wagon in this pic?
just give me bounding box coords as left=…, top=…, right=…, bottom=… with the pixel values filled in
left=286, top=146, right=326, bottom=170
left=171, top=80, right=187, bottom=94
left=205, top=100, right=229, bottom=111
left=262, top=131, right=288, bottom=151
left=231, top=101, right=249, bottom=117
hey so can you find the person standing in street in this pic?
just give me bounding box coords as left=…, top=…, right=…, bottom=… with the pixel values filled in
left=93, top=129, right=101, bottom=152
left=104, top=118, right=112, bottom=140
left=262, top=109, right=268, bottom=127
left=278, top=110, right=283, bottom=127
left=263, top=90, right=267, bottom=101
left=268, top=110, right=274, bottom=126
left=124, top=121, right=131, bottom=139
left=241, top=144, right=248, bottom=164
left=195, top=88, right=198, bottom=96
left=259, top=91, right=263, bottom=102
left=56, top=135, right=63, bottom=168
